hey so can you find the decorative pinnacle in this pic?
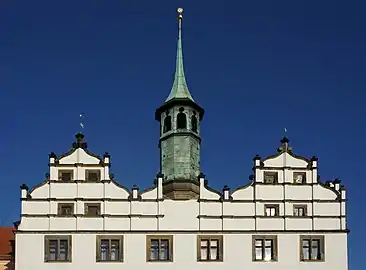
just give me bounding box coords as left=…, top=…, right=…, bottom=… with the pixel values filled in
left=165, top=7, right=194, bottom=102
left=177, top=8, right=183, bottom=19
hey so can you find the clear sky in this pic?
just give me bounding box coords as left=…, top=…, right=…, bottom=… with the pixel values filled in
left=0, top=0, right=364, bottom=268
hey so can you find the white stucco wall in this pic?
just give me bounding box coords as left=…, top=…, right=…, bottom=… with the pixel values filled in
left=15, top=146, right=348, bottom=270
left=15, top=233, right=348, bottom=270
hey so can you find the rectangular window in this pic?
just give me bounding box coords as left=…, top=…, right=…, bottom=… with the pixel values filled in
left=263, top=172, right=278, bottom=184
left=96, top=236, right=123, bottom=262
left=58, top=170, right=73, bottom=182
left=300, top=236, right=324, bottom=261
left=45, top=236, right=71, bottom=262
left=265, top=205, right=279, bottom=217
left=86, top=170, right=101, bottom=182
left=146, top=235, right=173, bottom=262
left=57, top=203, right=74, bottom=216
left=294, top=205, right=307, bottom=217
left=85, top=203, right=101, bottom=216
left=293, top=172, right=306, bottom=184
left=253, top=236, right=277, bottom=262
left=197, top=235, right=223, bottom=261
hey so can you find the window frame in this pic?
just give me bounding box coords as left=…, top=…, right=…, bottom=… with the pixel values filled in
left=264, top=204, right=280, bottom=217
left=57, top=203, right=74, bottom=217
left=85, top=169, right=101, bottom=182
left=84, top=203, right=101, bottom=217
left=300, top=235, right=325, bottom=262
left=293, top=205, right=308, bottom=217
left=191, top=114, right=198, bottom=133
left=252, top=235, right=278, bottom=262
left=44, top=235, right=72, bottom=262
left=263, top=171, right=278, bottom=184
left=58, top=170, right=73, bottom=182
left=196, top=235, right=223, bottom=262
left=163, top=115, right=172, bottom=133
left=293, top=172, right=306, bottom=184
left=96, top=235, right=124, bottom=262
left=176, top=110, right=187, bottom=129
left=146, top=235, right=173, bottom=262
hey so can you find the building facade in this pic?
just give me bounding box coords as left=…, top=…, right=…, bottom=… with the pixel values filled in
left=0, top=227, right=15, bottom=270
left=14, top=8, right=348, bottom=270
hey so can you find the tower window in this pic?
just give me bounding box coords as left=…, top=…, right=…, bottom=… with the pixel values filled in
left=191, top=114, right=198, bottom=133
left=163, top=115, right=172, bottom=133
left=177, top=107, right=187, bottom=129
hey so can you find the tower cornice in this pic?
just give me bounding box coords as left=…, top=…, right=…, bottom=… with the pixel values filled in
left=155, top=98, right=204, bottom=121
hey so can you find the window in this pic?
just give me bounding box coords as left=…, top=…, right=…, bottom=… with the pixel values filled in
left=86, top=170, right=101, bottom=182
left=197, top=235, right=223, bottom=261
left=57, top=203, right=74, bottom=216
left=44, top=236, right=71, bottom=262
left=300, top=236, right=324, bottom=261
left=294, top=205, right=307, bottom=217
left=146, top=235, right=173, bottom=262
left=263, top=172, right=278, bottom=184
left=177, top=108, right=187, bottom=129
left=163, top=115, right=172, bottom=133
left=58, top=170, right=73, bottom=182
left=293, top=172, right=306, bottom=184
left=85, top=203, right=101, bottom=216
left=191, top=114, right=198, bottom=133
left=253, top=236, right=277, bottom=262
left=265, top=205, right=279, bottom=217
left=96, top=236, right=123, bottom=262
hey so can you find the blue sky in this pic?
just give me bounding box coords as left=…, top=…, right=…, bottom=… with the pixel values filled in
left=0, top=0, right=364, bottom=268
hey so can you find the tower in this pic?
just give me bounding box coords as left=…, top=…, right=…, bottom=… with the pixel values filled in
left=155, top=8, right=204, bottom=199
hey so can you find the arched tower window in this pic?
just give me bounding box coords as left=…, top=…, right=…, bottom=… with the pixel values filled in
left=191, top=111, right=198, bottom=133
left=177, top=107, right=187, bottom=129
left=163, top=112, right=172, bottom=133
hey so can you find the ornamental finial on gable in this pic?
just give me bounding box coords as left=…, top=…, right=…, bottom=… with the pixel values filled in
left=72, top=132, right=88, bottom=150
left=277, top=136, right=292, bottom=153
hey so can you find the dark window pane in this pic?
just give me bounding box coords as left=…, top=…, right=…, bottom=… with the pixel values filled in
left=48, top=240, right=58, bottom=261
left=160, top=240, right=169, bottom=260
left=110, top=240, right=120, bottom=261
left=311, top=240, right=320, bottom=260
left=100, top=239, right=109, bottom=261
left=87, top=206, right=99, bottom=216
left=191, top=115, right=198, bottom=132
left=302, top=239, right=310, bottom=260
left=150, top=240, right=159, bottom=260
left=61, top=172, right=72, bottom=182
left=87, top=171, right=100, bottom=181
left=60, top=206, right=72, bottom=216
left=177, top=113, right=187, bottom=129
left=59, top=240, right=68, bottom=261
left=163, top=116, right=172, bottom=133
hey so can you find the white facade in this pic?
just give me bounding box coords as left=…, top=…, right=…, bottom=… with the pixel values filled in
left=15, top=135, right=349, bottom=270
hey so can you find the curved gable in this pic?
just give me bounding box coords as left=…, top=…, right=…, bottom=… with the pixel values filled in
left=231, top=182, right=254, bottom=200
left=200, top=180, right=221, bottom=200
left=141, top=186, right=158, bottom=199
left=105, top=180, right=130, bottom=199
left=28, top=181, right=49, bottom=199
left=263, top=152, right=309, bottom=168
left=58, top=148, right=101, bottom=165
left=314, top=183, right=339, bottom=200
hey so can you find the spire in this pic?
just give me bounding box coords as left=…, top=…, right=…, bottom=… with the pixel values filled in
left=165, top=8, right=194, bottom=102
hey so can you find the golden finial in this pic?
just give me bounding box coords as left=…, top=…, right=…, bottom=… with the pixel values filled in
left=177, top=7, right=183, bottom=20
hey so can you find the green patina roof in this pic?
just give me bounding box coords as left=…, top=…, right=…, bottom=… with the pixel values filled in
left=165, top=14, right=194, bottom=102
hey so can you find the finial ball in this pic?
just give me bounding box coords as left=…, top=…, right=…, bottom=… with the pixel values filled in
left=177, top=8, right=183, bottom=14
